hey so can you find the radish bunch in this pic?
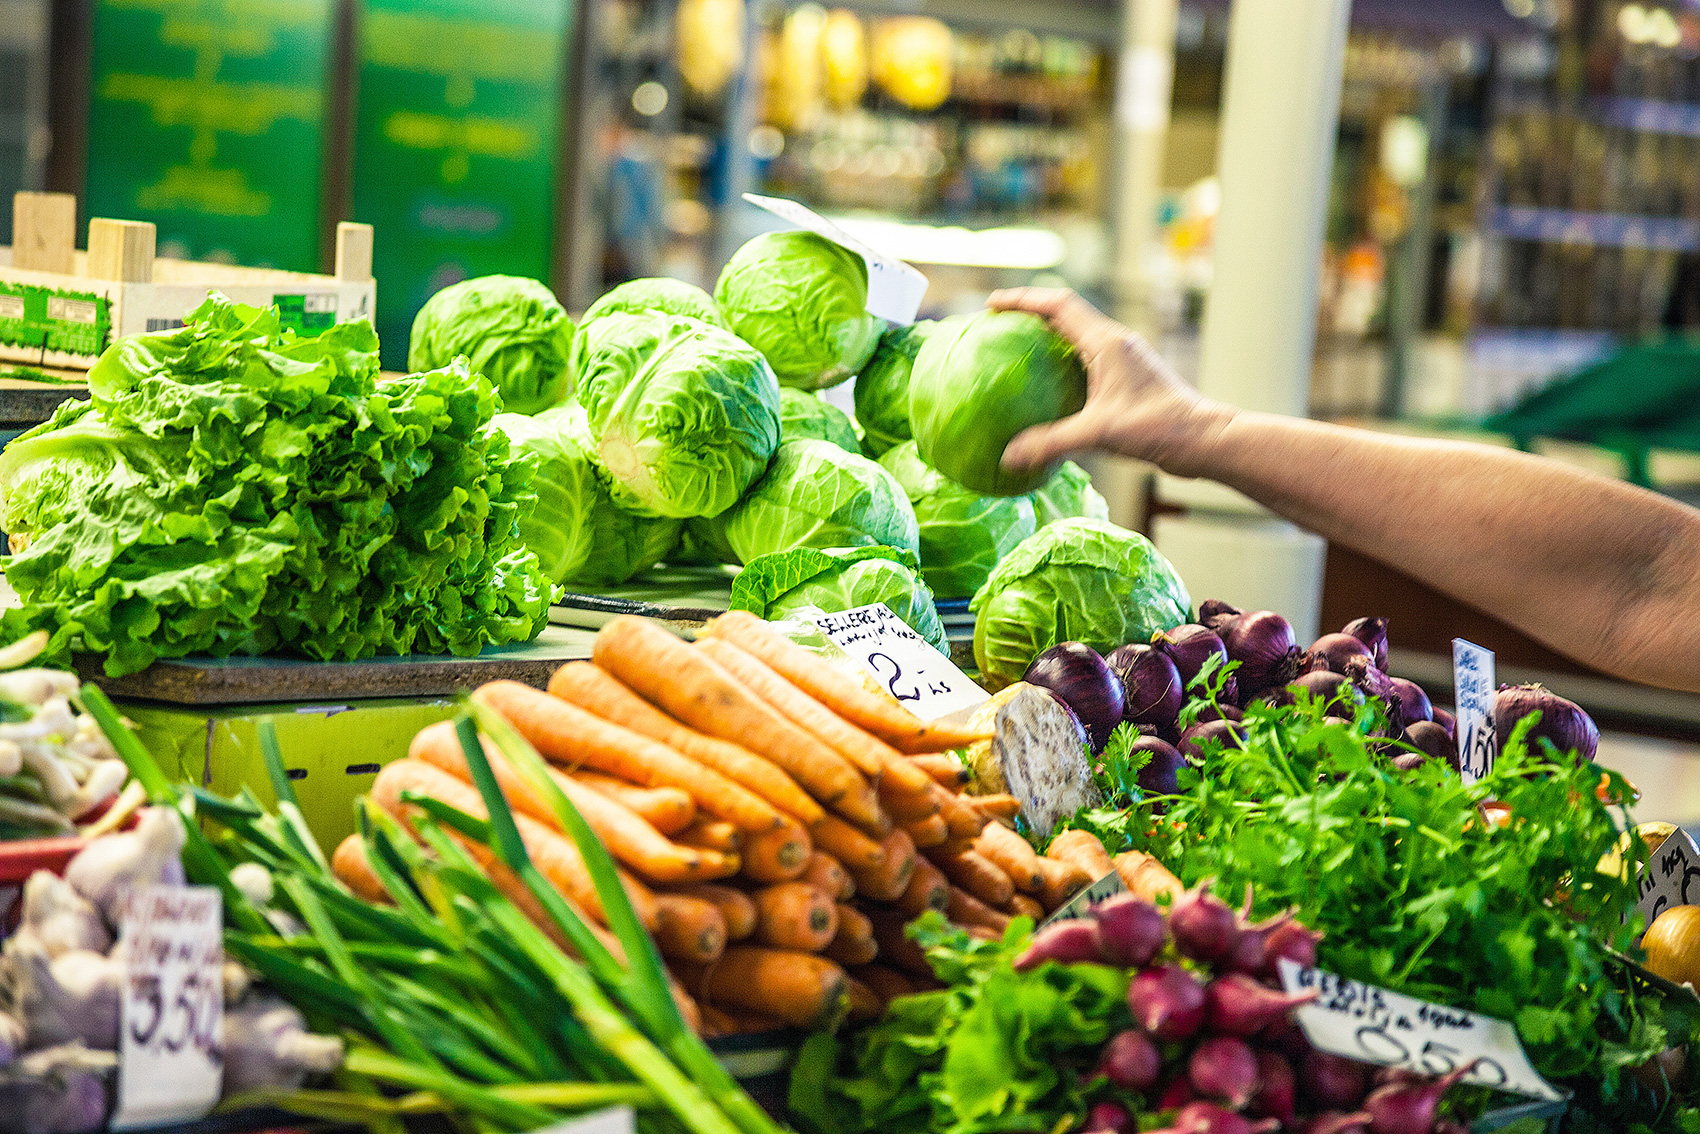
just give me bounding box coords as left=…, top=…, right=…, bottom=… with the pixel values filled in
left=1014, top=883, right=1476, bottom=1134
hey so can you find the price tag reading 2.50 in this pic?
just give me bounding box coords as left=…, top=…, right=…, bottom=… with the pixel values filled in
left=112, top=885, right=224, bottom=1131
left=1276, top=960, right=1562, bottom=1101
left=807, top=604, right=989, bottom=722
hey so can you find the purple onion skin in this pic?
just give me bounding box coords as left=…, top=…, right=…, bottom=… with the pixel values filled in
left=1179, top=718, right=1247, bottom=762
left=1224, top=611, right=1301, bottom=699
left=1432, top=706, right=1456, bottom=739
left=1494, top=684, right=1599, bottom=765
left=1025, top=643, right=1124, bottom=751
left=1131, top=736, right=1186, bottom=797
left=1155, top=624, right=1236, bottom=702
left=1198, top=599, right=1243, bottom=635
left=1401, top=720, right=1458, bottom=772
left=1342, top=615, right=1390, bottom=669
left=1283, top=670, right=1364, bottom=719
left=1305, top=633, right=1373, bottom=675
left=1106, top=643, right=1185, bottom=732
left=1195, top=703, right=1245, bottom=724
left=1387, top=677, right=1433, bottom=730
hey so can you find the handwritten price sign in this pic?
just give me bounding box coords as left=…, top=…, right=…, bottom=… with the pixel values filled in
left=1452, top=639, right=1496, bottom=785
left=112, top=885, right=223, bottom=1131
left=1042, top=871, right=1128, bottom=926
left=1277, top=960, right=1562, bottom=1101
left=807, top=604, right=988, bottom=722
left=1637, top=828, right=1700, bottom=932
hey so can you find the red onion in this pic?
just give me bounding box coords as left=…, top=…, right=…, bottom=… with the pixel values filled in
left=1195, top=703, right=1245, bottom=724
left=1129, top=735, right=1186, bottom=797
left=1341, top=615, right=1389, bottom=669
left=1198, top=598, right=1242, bottom=636
left=1223, top=611, right=1301, bottom=698
left=1400, top=720, right=1457, bottom=772
left=1305, top=633, right=1373, bottom=675
left=1179, top=718, right=1247, bottom=761
left=1155, top=624, right=1237, bottom=702
left=1025, top=643, right=1123, bottom=751
left=1431, top=706, right=1456, bottom=739
left=1106, top=643, right=1184, bottom=732
left=1494, top=683, right=1598, bottom=764
left=1387, top=677, right=1432, bottom=729
left=1285, top=670, right=1363, bottom=719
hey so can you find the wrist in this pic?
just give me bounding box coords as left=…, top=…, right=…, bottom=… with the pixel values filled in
left=1157, top=396, right=1238, bottom=479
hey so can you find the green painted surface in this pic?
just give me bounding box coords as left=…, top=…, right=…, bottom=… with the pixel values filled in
left=85, top=0, right=335, bottom=272
left=351, top=0, right=574, bottom=367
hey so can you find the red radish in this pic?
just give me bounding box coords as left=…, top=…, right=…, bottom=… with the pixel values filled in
left=1094, top=894, right=1166, bottom=967
left=1013, top=919, right=1105, bottom=971
left=1362, top=1061, right=1477, bottom=1134
left=1204, top=972, right=1319, bottom=1036
left=1169, top=883, right=1241, bottom=963
left=1225, top=892, right=1298, bottom=974
left=1432, top=1123, right=1469, bottom=1134
left=1249, top=1050, right=1296, bottom=1127
left=1299, top=1113, right=1372, bottom=1134
left=1169, top=1102, right=1280, bottom=1134
left=1342, top=616, right=1389, bottom=669
left=1098, top=1029, right=1161, bottom=1091
left=1306, top=633, right=1372, bottom=675
left=1087, top=1101, right=1133, bottom=1134
left=1299, top=1050, right=1370, bottom=1109
left=1158, top=1074, right=1195, bottom=1110
left=1260, top=919, right=1325, bottom=978
left=1259, top=1018, right=1309, bottom=1059
left=1128, top=964, right=1206, bottom=1040
left=1188, top=1035, right=1258, bottom=1107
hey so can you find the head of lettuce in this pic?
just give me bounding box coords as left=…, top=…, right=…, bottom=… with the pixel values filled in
left=715, top=231, right=884, bottom=390
left=409, top=275, right=574, bottom=415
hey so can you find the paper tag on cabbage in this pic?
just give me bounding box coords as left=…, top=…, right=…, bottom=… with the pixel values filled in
left=743, top=193, right=929, bottom=324
left=1452, top=638, right=1496, bottom=784
left=112, top=885, right=223, bottom=1130
left=805, top=603, right=988, bottom=721
left=1042, top=870, right=1126, bottom=925
left=533, top=1106, right=636, bottom=1134
left=1276, top=959, right=1563, bottom=1101
left=1637, top=828, right=1700, bottom=930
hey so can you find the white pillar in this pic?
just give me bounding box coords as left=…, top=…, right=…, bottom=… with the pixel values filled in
left=1152, top=0, right=1351, bottom=643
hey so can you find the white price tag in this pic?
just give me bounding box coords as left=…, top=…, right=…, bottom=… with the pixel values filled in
left=743, top=193, right=929, bottom=324
left=1041, top=870, right=1127, bottom=925
left=806, top=603, right=988, bottom=722
left=1636, top=828, right=1700, bottom=931
left=1452, top=638, right=1496, bottom=785
left=112, top=885, right=223, bottom=1131
left=1276, top=960, right=1563, bottom=1102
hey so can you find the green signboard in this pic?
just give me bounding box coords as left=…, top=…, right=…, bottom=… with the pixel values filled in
left=352, top=0, right=573, bottom=368
left=85, top=0, right=335, bottom=273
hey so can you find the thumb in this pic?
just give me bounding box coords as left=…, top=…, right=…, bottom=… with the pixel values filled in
left=1001, top=414, right=1097, bottom=472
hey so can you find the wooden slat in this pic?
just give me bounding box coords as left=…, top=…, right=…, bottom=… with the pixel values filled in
left=335, top=222, right=373, bottom=282
left=86, top=218, right=155, bottom=282
left=11, top=192, right=76, bottom=274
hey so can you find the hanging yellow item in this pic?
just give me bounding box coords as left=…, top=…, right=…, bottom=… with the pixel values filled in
left=821, top=10, right=868, bottom=109
left=872, top=16, right=952, bottom=111
left=773, top=4, right=828, bottom=132
left=677, top=0, right=748, bottom=98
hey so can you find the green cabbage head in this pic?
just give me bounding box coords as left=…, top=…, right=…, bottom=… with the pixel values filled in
left=494, top=404, right=681, bottom=587
left=1030, top=460, right=1110, bottom=527
left=878, top=441, right=1035, bottom=599
left=715, top=231, right=884, bottom=389
left=578, top=277, right=726, bottom=334
left=730, top=545, right=945, bottom=650
left=408, top=275, right=574, bottom=414
left=909, top=309, right=1086, bottom=495
left=780, top=387, right=860, bottom=454
left=970, top=518, right=1190, bottom=690
left=853, top=320, right=933, bottom=458
left=573, top=312, right=781, bottom=519
left=720, top=439, right=919, bottom=563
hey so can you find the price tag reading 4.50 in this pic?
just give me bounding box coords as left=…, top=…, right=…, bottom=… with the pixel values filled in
left=807, top=604, right=989, bottom=722
left=1276, top=960, right=1563, bottom=1102
left=112, top=885, right=223, bottom=1131
left=1637, top=828, right=1700, bottom=931
left=1452, top=638, right=1496, bottom=785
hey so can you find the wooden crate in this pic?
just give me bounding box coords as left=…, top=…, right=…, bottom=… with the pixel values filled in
left=0, top=191, right=376, bottom=378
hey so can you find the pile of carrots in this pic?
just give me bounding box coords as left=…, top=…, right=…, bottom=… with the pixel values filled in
left=334, top=611, right=1176, bottom=1033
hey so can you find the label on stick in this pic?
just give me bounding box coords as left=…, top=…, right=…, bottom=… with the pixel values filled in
left=743, top=192, right=929, bottom=324
left=112, top=885, right=223, bottom=1130
left=1041, top=870, right=1127, bottom=925
left=1452, top=638, right=1496, bottom=784
left=1276, top=960, right=1563, bottom=1101
left=1637, top=828, right=1700, bottom=931
left=806, top=603, right=988, bottom=722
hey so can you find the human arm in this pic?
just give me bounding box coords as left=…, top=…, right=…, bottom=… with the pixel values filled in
left=990, top=287, right=1700, bottom=694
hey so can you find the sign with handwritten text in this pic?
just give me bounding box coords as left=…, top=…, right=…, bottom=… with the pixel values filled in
left=1277, top=960, right=1562, bottom=1101
left=112, top=886, right=223, bottom=1130
left=806, top=604, right=988, bottom=722
left=1637, top=828, right=1700, bottom=931
left=1452, top=638, right=1496, bottom=784
left=1041, top=871, right=1127, bottom=925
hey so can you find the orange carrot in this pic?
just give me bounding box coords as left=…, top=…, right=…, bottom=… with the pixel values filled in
left=811, top=815, right=887, bottom=873
left=849, top=828, right=917, bottom=903
left=370, top=758, right=659, bottom=930
left=701, top=611, right=992, bottom=752
left=898, top=857, right=950, bottom=917
left=825, top=903, right=877, bottom=966
left=678, top=883, right=758, bottom=941
left=933, top=782, right=988, bottom=840
left=674, top=946, right=847, bottom=1028
left=1114, top=850, right=1185, bottom=905
left=852, top=964, right=917, bottom=1003
left=973, top=822, right=1044, bottom=893
left=675, top=818, right=743, bottom=854
left=410, top=721, right=735, bottom=885
left=799, top=850, right=853, bottom=901
left=592, top=617, right=872, bottom=819
left=946, top=885, right=1012, bottom=933
left=866, top=908, right=931, bottom=976
left=880, top=782, right=939, bottom=823
left=908, top=754, right=970, bottom=788
left=1034, top=856, right=1093, bottom=912
left=1048, top=830, right=1117, bottom=881
left=653, top=893, right=727, bottom=964
left=475, top=679, right=783, bottom=832
left=752, top=882, right=839, bottom=952
left=741, top=820, right=812, bottom=883
left=722, top=1010, right=789, bottom=1035
left=967, top=794, right=1022, bottom=821
left=332, top=834, right=390, bottom=904
left=699, top=1004, right=738, bottom=1038
left=903, top=813, right=949, bottom=849
left=846, top=976, right=883, bottom=1020
left=1008, top=893, right=1045, bottom=921
left=548, top=662, right=824, bottom=825
left=878, top=752, right=935, bottom=796
left=929, top=848, right=1015, bottom=908
left=570, top=771, right=696, bottom=835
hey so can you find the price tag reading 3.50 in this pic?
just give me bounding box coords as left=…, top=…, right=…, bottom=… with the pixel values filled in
left=807, top=604, right=988, bottom=722
left=112, top=885, right=224, bottom=1131
left=1452, top=638, right=1497, bottom=785
left=1276, top=960, right=1563, bottom=1101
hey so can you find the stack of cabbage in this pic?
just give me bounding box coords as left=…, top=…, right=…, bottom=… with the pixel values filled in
left=0, top=294, right=552, bottom=676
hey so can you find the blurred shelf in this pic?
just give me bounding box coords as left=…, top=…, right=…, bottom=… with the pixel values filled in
left=792, top=0, right=1119, bottom=44
left=948, top=74, right=1101, bottom=115
left=1485, top=205, right=1700, bottom=252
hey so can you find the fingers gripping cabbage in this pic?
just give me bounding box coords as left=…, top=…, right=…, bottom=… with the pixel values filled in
left=970, top=518, right=1191, bottom=690
left=719, top=439, right=919, bottom=563
left=729, top=545, right=946, bottom=650
left=852, top=320, right=934, bottom=458
left=779, top=388, right=860, bottom=454
left=878, top=441, right=1036, bottom=599
left=408, top=275, right=574, bottom=414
